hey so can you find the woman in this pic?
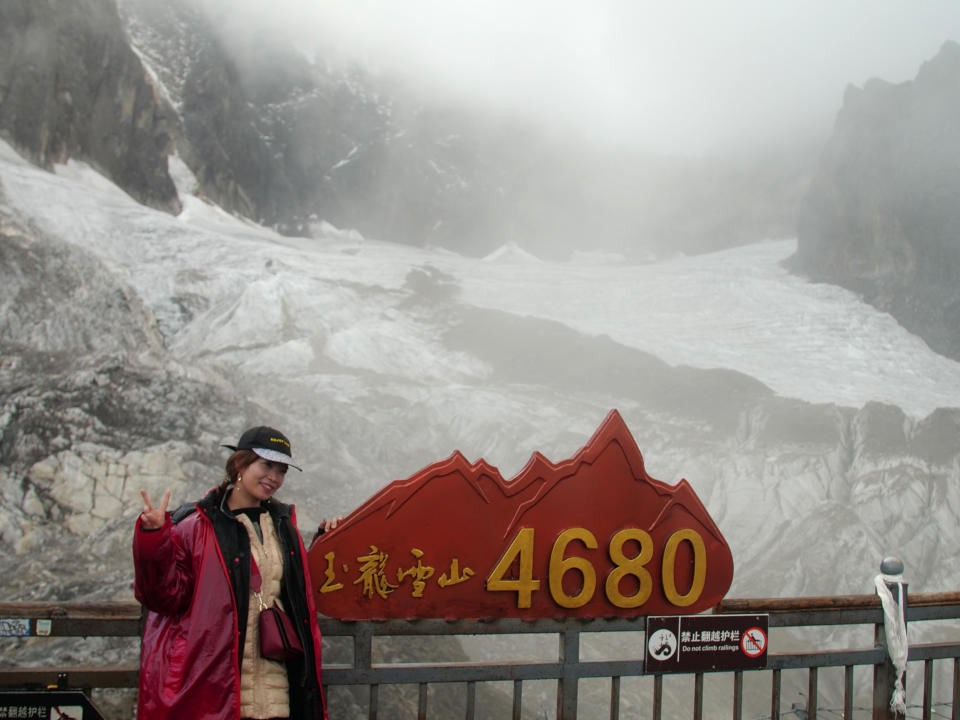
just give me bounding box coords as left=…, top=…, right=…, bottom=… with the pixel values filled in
left=133, top=426, right=334, bottom=720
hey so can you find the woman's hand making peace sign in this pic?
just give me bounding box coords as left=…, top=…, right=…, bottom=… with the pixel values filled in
left=140, top=488, right=171, bottom=530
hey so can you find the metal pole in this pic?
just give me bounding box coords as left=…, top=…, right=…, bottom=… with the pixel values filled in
left=557, top=628, right=580, bottom=720
left=873, top=557, right=907, bottom=720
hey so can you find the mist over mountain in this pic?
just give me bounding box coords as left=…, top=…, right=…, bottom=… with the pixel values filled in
left=1, top=0, right=812, bottom=261
left=2, top=3, right=960, bottom=718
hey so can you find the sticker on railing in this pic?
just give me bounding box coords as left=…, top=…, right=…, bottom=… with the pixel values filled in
left=0, top=618, right=29, bottom=637
left=309, top=409, right=734, bottom=620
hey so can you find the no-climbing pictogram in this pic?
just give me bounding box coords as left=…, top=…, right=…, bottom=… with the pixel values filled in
left=741, top=626, right=767, bottom=658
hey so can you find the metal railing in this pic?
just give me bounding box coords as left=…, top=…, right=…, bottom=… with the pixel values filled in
left=3, top=587, right=960, bottom=719
left=315, top=588, right=960, bottom=720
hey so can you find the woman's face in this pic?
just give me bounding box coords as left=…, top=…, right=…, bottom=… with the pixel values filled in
left=233, top=457, right=288, bottom=507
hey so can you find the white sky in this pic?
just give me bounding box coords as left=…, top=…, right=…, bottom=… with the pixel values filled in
left=208, top=0, right=960, bottom=155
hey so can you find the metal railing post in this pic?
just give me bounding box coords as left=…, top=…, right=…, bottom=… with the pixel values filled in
left=873, top=557, right=907, bottom=720
left=352, top=622, right=375, bottom=720
left=557, top=627, right=580, bottom=720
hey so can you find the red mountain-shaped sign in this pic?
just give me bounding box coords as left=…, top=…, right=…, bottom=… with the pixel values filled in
left=309, top=409, right=733, bottom=620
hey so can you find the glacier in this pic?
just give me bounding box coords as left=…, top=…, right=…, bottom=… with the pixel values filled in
left=3, top=133, right=960, bottom=719
left=3, top=139, right=958, bottom=420
left=2, top=135, right=960, bottom=601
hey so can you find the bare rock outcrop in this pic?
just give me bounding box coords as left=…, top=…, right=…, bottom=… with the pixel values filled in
left=791, top=40, right=960, bottom=360
left=0, top=0, right=180, bottom=212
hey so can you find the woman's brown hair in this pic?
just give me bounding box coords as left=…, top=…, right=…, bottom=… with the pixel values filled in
left=218, top=450, right=260, bottom=494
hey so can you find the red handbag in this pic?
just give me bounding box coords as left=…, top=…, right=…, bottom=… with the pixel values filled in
left=252, top=559, right=304, bottom=662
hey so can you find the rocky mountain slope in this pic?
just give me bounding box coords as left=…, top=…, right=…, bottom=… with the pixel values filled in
left=792, top=40, right=960, bottom=361
left=0, top=0, right=180, bottom=212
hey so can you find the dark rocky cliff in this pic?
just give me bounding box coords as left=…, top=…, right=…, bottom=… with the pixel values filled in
left=0, top=0, right=180, bottom=213
left=118, top=0, right=513, bottom=249
left=792, top=40, right=960, bottom=360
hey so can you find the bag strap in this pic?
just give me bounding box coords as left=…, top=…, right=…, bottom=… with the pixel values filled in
left=250, top=556, right=263, bottom=592
left=250, top=556, right=266, bottom=612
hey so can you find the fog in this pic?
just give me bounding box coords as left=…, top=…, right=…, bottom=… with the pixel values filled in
left=201, top=0, right=960, bottom=155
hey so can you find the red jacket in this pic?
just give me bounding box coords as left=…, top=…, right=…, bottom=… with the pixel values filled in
left=133, top=489, right=326, bottom=720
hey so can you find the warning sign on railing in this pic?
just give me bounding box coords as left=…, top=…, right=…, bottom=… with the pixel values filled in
left=0, top=691, right=106, bottom=719
left=644, top=614, right=769, bottom=673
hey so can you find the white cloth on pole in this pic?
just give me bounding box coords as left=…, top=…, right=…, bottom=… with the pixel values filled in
left=875, top=573, right=908, bottom=716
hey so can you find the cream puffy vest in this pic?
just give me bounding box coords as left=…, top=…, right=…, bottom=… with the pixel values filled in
left=237, top=512, right=291, bottom=720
